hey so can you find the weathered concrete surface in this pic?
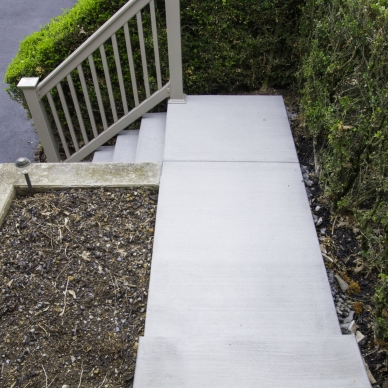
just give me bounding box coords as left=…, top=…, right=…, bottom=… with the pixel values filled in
left=0, top=162, right=161, bottom=227
left=164, top=95, right=299, bottom=163
left=145, top=162, right=340, bottom=337
left=136, top=113, right=167, bottom=163
left=134, top=95, right=370, bottom=388
left=134, top=336, right=371, bottom=388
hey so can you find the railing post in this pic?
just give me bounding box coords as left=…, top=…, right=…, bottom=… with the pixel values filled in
left=18, top=78, right=61, bottom=162
left=165, top=0, right=186, bottom=103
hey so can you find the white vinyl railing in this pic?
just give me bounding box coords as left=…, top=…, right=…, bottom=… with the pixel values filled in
left=18, top=0, right=185, bottom=163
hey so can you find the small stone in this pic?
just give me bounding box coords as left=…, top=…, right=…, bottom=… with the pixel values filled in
left=305, top=179, right=313, bottom=187
left=115, top=326, right=120, bottom=332
left=316, top=217, right=323, bottom=226
left=315, top=205, right=321, bottom=212
left=117, top=257, right=122, bottom=262
left=320, top=228, right=326, bottom=235
left=356, top=331, right=366, bottom=345
left=343, top=311, right=355, bottom=324
left=62, top=385, right=69, bottom=388
left=71, top=355, right=76, bottom=363
left=363, top=359, right=376, bottom=384
left=334, top=274, right=349, bottom=293
left=348, top=320, right=357, bottom=334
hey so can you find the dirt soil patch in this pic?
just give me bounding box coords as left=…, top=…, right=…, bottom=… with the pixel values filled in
left=0, top=187, right=158, bottom=387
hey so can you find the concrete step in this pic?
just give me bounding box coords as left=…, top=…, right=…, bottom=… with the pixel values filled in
left=135, top=112, right=166, bottom=163
left=92, top=146, right=114, bottom=162
left=164, top=95, right=299, bottom=162
left=145, top=161, right=340, bottom=337
left=111, top=129, right=139, bottom=162
left=133, top=336, right=371, bottom=388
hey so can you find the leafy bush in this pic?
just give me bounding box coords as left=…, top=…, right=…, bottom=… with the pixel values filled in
left=181, top=0, right=302, bottom=93
left=374, top=274, right=388, bottom=344
left=298, top=0, right=388, bottom=271
left=5, top=0, right=302, bottom=111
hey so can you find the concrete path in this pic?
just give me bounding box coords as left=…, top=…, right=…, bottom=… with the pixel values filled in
left=0, top=0, right=76, bottom=163
left=133, top=95, right=371, bottom=387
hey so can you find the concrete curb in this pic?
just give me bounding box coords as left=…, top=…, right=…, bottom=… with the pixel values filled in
left=0, top=162, right=162, bottom=227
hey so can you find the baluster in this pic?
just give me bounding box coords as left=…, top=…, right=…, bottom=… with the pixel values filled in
left=67, top=73, right=89, bottom=145
left=46, top=92, right=71, bottom=159
left=137, top=11, right=151, bottom=99
left=100, top=44, right=118, bottom=123
left=150, top=0, right=162, bottom=90
left=77, top=64, right=99, bottom=138
left=57, top=82, right=79, bottom=152
left=88, top=54, right=108, bottom=130
left=111, top=33, right=129, bottom=115
left=124, top=22, right=140, bottom=107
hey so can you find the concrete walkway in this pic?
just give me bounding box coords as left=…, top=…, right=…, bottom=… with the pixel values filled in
left=133, top=96, right=371, bottom=387
left=0, top=0, right=76, bottom=163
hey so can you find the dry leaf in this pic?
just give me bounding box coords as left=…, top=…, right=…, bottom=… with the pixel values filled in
left=81, top=251, right=91, bottom=261
left=68, top=290, right=76, bottom=299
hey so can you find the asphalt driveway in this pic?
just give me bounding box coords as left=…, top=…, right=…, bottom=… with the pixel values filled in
left=0, top=0, right=77, bottom=163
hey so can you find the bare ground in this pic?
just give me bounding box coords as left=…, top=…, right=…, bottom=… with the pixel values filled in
left=0, top=187, right=158, bottom=387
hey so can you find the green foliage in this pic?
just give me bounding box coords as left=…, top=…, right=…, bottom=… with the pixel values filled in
left=299, top=0, right=388, bottom=271
left=5, top=0, right=302, bottom=156
left=180, top=0, right=302, bottom=93
left=374, top=274, right=388, bottom=341
left=5, top=0, right=302, bottom=102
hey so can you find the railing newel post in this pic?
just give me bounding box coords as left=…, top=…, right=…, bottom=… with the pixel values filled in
left=18, top=77, right=61, bottom=162
left=165, top=0, right=186, bottom=103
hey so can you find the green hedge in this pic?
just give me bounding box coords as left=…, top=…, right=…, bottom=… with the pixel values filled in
left=5, top=0, right=302, bottom=108
left=298, top=0, right=388, bottom=338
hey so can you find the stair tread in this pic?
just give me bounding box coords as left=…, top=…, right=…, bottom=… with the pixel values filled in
left=164, top=95, right=299, bottom=162
left=112, top=129, right=139, bottom=162
left=92, top=146, right=114, bottom=162
left=134, top=336, right=370, bottom=388
left=145, top=161, right=339, bottom=337
left=136, top=112, right=167, bottom=163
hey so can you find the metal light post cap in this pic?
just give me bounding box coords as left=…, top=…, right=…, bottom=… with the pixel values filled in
left=15, top=157, right=31, bottom=168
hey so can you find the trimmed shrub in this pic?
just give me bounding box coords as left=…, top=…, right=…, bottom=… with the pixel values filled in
left=5, top=0, right=303, bottom=108
left=298, top=0, right=388, bottom=271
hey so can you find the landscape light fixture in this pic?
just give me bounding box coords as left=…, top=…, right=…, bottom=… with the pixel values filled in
left=14, top=157, right=34, bottom=197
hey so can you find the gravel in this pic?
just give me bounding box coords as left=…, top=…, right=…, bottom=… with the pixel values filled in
left=0, top=187, right=158, bottom=387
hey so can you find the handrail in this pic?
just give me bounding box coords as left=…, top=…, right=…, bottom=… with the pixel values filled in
left=18, top=0, right=185, bottom=163
left=37, top=0, right=150, bottom=97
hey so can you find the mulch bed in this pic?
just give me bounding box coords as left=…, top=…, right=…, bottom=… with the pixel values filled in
left=0, top=187, right=158, bottom=387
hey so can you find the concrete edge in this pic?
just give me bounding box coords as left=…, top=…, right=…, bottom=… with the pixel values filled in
left=0, top=162, right=162, bottom=227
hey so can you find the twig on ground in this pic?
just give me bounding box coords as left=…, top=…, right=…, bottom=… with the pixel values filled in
left=38, top=323, right=48, bottom=336
left=42, top=364, right=48, bottom=388
left=77, top=362, right=84, bottom=388
left=97, top=374, right=107, bottom=388
left=322, top=253, right=334, bottom=263
left=331, top=215, right=338, bottom=235
left=47, top=374, right=58, bottom=388
left=59, top=277, right=70, bottom=317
